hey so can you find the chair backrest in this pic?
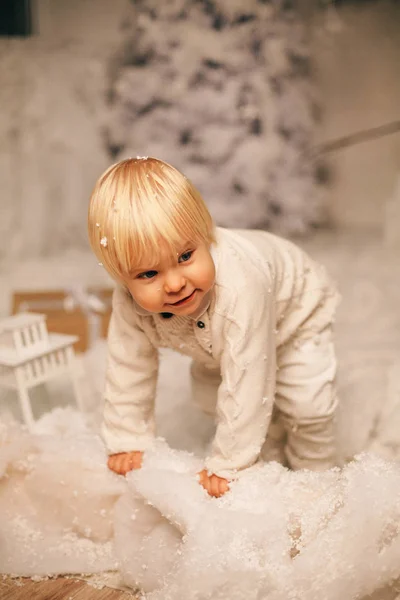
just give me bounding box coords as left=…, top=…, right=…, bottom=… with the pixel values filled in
left=0, top=312, right=49, bottom=355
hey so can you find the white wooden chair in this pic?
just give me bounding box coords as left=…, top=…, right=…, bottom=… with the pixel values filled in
left=0, top=312, right=83, bottom=430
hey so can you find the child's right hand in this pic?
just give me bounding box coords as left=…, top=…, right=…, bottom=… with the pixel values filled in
left=107, top=451, right=143, bottom=476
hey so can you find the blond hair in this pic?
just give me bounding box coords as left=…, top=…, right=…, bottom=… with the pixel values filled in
left=88, top=157, right=216, bottom=283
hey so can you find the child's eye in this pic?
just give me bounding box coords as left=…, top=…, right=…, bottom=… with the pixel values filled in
left=138, top=270, right=158, bottom=280
left=179, top=250, right=193, bottom=263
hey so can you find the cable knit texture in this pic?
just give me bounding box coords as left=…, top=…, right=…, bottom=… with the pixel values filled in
left=102, top=227, right=340, bottom=477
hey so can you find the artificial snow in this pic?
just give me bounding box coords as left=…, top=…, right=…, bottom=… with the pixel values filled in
left=2, top=401, right=400, bottom=600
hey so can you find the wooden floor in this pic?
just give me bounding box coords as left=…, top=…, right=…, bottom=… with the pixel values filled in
left=2, top=573, right=400, bottom=599
left=0, top=577, right=139, bottom=600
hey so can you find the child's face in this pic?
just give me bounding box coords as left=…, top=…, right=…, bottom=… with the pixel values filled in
left=125, top=241, right=216, bottom=316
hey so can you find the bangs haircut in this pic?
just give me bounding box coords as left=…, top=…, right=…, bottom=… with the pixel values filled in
left=88, top=157, right=216, bottom=283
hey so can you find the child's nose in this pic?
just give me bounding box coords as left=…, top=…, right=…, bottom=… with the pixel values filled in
left=164, top=270, right=186, bottom=294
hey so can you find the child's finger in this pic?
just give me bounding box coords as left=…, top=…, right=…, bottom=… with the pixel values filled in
left=109, top=453, right=128, bottom=475
left=123, top=453, right=138, bottom=473
left=121, top=455, right=132, bottom=474
left=107, top=455, right=118, bottom=472
left=197, top=469, right=207, bottom=488
left=220, top=479, right=229, bottom=496
left=202, top=476, right=211, bottom=495
left=199, top=471, right=211, bottom=495
left=198, top=469, right=207, bottom=481
left=210, top=475, right=221, bottom=497
left=109, top=459, right=121, bottom=474
left=114, top=454, right=125, bottom=474
left=216, top=480, right=227, bottom=497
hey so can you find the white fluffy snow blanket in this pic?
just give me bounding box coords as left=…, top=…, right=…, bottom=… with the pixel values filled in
left=2, top=411, right=400, bottom=600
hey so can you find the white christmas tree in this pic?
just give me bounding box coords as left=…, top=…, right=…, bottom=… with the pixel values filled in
left=104, top=0, right=326, bottom=233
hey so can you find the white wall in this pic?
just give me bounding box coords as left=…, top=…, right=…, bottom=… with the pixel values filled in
left=36, top=0, right=129, bottom=44
left=0, top=0, right=130, bottom=261
left=311, top=0, right=400, bottom=233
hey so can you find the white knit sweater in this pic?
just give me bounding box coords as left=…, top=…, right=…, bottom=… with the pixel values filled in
left=102, top=228, right=340, bottom=478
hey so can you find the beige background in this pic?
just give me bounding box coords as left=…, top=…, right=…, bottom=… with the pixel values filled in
left=311, top=0, right=400, bottom=233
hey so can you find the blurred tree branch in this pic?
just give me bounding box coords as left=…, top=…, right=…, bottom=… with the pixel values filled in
left=314, top=120, right=400, bottom=155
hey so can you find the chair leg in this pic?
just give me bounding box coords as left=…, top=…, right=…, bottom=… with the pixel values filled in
left=15, top=368, right=35, bottom=431
left=65, top=346, right=85, bottom=412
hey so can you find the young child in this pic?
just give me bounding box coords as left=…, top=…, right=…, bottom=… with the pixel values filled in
left=88, top=157, right=341, bottom=498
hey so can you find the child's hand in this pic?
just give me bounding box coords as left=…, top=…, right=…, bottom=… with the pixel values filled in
left=107, top=451, right=143, bottom=476
left=198, top=469, right=230, bottom=498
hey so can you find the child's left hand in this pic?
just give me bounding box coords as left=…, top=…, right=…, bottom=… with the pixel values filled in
left=198, top=469, right=230, bottom=498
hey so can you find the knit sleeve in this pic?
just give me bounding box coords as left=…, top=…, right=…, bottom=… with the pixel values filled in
left=101, top=287, right=159, bottom=454
left=204, top=284, right=276, bottom=479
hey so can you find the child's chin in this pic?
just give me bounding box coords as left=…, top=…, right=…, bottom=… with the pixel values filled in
left=169, top=305, right=192, bottom=315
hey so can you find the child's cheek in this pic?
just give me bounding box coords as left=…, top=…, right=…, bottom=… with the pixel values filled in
left=197, top=258, right=216, bottom=289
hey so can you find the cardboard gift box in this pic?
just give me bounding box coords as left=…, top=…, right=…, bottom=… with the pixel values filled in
left=12, top=288, right=114, bottom=353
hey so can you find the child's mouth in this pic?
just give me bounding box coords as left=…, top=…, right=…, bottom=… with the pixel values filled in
left=169, top=290, right=197, bottom=306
